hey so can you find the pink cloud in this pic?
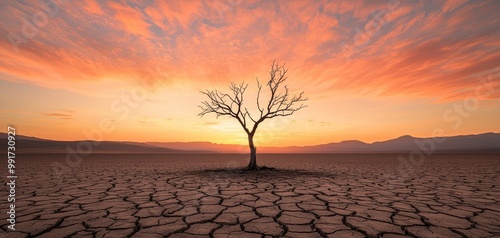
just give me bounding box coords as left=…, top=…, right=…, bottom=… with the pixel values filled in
left=0, top=0, right=497, bottom=103
left=108, top=1, right=152, bottom=37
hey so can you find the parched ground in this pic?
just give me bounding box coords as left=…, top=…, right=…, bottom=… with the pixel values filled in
left=1, top=153, right=499, bottom=238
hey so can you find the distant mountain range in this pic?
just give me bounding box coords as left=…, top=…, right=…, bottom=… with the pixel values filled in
left=149, top=133, right=500, bottom=153
left=1, top=132, right=499, bottom=154
left=0, top=133, right=196, bottom=154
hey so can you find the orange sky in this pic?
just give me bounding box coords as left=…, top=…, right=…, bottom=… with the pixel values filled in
left=0, top=0, right=499, bottom=147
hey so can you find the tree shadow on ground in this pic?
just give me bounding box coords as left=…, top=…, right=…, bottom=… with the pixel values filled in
left=186, top=167, right=334, bottom=179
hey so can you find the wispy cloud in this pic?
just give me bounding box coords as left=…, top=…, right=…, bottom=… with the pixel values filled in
left=0, top=0, right=498, bottom=100
left=42, top=112, right=74, bottom=120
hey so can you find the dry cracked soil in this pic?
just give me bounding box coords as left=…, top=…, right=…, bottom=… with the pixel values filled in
left=0, top=153, right=499, bottom=238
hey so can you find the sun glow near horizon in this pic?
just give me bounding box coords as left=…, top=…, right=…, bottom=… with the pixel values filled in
left=0, top=0, right=499, bottom=147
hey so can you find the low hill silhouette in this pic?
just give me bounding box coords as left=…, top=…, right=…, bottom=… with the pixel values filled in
left=2, top=132, right=498, bottom=154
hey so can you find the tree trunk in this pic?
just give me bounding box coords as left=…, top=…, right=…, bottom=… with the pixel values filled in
left=247, top=133, right=258, bottom=170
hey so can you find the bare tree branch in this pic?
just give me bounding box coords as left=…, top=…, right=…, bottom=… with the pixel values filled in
left=199, top=61, right=308, bottom=136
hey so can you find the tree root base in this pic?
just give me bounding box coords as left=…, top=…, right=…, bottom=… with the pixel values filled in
left=243, top=166, right=276, bottom=171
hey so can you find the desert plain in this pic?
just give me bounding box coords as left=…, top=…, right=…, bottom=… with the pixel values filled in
left=1, top=153, right=499, bottom=238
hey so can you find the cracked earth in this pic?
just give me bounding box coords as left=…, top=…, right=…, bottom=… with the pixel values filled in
left=1, top=153, right=499, bottom=237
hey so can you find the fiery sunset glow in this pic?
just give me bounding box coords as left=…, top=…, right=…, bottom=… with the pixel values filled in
left=0, top=0, right=499, bottom=146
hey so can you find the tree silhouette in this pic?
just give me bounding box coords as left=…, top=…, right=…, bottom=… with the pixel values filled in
left=199, top=61, right=308, bottom=170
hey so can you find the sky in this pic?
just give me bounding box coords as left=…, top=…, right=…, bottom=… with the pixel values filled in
left=0, top=0, right=499, bottom=147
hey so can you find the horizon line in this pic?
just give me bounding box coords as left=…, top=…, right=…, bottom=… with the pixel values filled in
left=3, top=131, right=499, bottom=148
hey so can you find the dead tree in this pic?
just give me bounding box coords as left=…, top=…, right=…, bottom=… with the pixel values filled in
left=198, top=61, right=308, bottom=170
